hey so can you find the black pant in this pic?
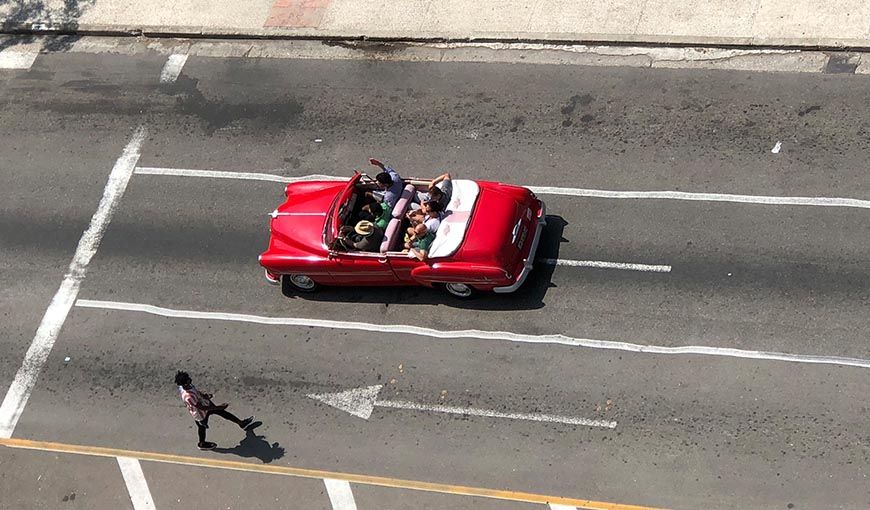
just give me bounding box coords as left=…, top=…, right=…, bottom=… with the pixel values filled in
left=195, top=409, right=243, bottom=444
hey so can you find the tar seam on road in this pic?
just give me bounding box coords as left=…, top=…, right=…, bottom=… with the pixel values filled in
left=75, top=299, right=870, bottom=369
left=117, top=456, right=157, bottom=510
left=134, top=167, right=870, bottom=210
left=0, top=438, right=663, bottom=510
left=0, top=127, right=147, bottom=439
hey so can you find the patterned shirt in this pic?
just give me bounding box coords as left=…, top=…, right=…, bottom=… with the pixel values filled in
left=179, top=385, right=208, bottom=421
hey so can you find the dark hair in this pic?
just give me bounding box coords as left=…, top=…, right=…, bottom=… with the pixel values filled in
left=375, top=171, right=393, bottom=186
left=429, top=186, right=444, bottom=198
left=368, top=201, right=383, bottom=215
left=358, top=210, right=375, bottom=222
left=174, top=371, right=191, bottom=386
left=426, top=200, right=444, bottom=213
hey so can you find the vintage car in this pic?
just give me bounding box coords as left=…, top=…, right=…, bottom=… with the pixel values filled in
left=258, top=172, right=546, bottom=298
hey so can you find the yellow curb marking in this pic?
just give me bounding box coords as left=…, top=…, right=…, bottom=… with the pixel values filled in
left=0, top=437, right=666, bottom=510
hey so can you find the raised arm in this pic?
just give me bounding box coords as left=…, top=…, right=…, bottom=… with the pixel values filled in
left=430, top=172, right=451, bottom=187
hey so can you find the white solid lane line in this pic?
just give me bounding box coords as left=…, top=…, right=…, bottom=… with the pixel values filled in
left=0, top=127, right=147, bottom=439
left=117, top=457, right=157, bottom=510
left=0, top=50, right=38, bottom=69
left=538, top=258, right=671, bottom=273
left=324, top=479, right=358, bottom=510
left=132, top=167, right=870, bottom=210
left=525, top=185, right=870, bottom=209
left=159, top=54, right=188, bottom=84
left=75, top=299, right=870, bottom=370
left=549, top=504, right=578, bottom=510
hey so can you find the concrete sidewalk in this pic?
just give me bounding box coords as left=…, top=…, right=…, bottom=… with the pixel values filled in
left=1, top=0, right=869, bottom=49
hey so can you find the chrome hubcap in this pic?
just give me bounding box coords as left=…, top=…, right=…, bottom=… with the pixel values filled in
left=289, top=274, right=315, bottom=290
left=445, top=283, right=473, bottom=297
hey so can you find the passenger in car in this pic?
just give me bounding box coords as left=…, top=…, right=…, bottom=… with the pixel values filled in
left=365, top=158, right=403, bottom=209
left=406, top=199, right=444, bottom=236
left=338, top=220, right=384, bottom=252
left=404, top=223, right=435, bottom=261
left=413, top=172, right=452, bottom=210
left=356, top=200, right=392, bottom=230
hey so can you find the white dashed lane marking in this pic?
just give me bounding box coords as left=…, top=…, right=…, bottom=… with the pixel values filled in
left=0, top=50, right=38, bottom=69
left=538, top=258, right=671, bottom=273
left=324, top=479, right=358, bottom=510
left=0, top=127, right=146, bottom=439
left=117, top=456, right=157, bottom=510
left=159, top=53, right=188, bottom=83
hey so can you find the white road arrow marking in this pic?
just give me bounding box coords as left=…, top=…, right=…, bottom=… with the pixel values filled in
left=307, top=385, right=616, bottom=429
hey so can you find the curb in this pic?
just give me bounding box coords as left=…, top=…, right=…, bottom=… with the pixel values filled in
left=3, top=21, right=870, bottom=53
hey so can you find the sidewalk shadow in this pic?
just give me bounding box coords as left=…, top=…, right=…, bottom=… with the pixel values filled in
left=0, top=0, right=94, bottom=52
left=213, top=422, right=285, bottom=464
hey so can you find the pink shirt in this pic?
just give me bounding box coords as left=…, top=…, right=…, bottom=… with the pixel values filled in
left=179, top=386, right=209, bottom=421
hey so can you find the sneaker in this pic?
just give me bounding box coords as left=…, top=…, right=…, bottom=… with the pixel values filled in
left=197, top=442, right=217, bottom=450
left=240, top=416, right=255, bottom=430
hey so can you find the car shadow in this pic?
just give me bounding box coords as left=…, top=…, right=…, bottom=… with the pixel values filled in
left=212, top=422, right=285, bottom=464
left=285, top=215, right=567, bottom=310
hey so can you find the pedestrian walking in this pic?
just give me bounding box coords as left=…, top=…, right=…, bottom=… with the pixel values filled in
left=175, top=371, right=254, bottom=450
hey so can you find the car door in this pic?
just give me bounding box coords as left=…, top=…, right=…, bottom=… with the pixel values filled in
left=327, top=252, right=399, bottom=285
left=385, top=253, right=425, bottom=283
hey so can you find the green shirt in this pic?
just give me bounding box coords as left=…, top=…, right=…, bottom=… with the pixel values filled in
left=375, top=204, right=392, bottom=229
left=415, top=232, right=436, bottom=252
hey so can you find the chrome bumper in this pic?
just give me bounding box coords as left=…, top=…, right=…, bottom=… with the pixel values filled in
left=493, top=201, right=546, bottom=294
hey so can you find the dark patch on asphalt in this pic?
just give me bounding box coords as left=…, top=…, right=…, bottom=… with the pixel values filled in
left=824, top=54, right=858, bottom=74
left=560, top=94, right=594, bottom=128
left=20, top=69, right=55, bottom=81
left=60, top=80, right=123, bottom=97
left=560, top=93, right=594, bottom=115
left=509, top=115, right=524, bottom=132
left=797, top=105, right=821, bottom=116
left=161, top=74, right=304, bottom=134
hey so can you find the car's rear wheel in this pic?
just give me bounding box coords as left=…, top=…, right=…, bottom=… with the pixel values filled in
left=443, top=282, right=476, bottom=299
left=282, top=274, right=319, bottom=296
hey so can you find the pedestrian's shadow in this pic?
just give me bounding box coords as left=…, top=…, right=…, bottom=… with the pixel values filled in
left=213, top=422, right=285, bottom=463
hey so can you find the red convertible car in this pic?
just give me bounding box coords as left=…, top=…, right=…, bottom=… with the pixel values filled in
left=259, top=172, right=545, bottom=298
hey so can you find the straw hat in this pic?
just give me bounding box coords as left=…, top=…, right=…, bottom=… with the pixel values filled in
left=354, top=220, right=375, bottom=236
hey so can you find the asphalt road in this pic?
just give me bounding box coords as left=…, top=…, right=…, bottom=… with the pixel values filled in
left=1, top=42, right=869, bottom=510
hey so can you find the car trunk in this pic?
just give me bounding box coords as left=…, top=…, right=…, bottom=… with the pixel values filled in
left=460, top=186, right=528, bottom=270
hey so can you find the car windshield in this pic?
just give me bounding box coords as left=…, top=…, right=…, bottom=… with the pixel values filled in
left=325, top=173, right=363, bottom=246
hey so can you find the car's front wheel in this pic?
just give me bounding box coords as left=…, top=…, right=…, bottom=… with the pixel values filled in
left=282, top=274, right=319, bottom=296
left=443, top=282, right=476, bottom=299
